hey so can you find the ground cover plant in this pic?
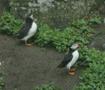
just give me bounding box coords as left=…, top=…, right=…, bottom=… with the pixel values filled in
left=0, top=12, right=22, bottom=36
left=76, top=48, right=105, bottom=90
left=0, top=72, right=5, bottom=90
left=35, top=21, right=93, bottom=52
left=33, top=83, right=61, bottom=90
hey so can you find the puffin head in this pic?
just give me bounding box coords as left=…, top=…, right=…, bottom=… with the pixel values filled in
left=25, top=13, right=34, bottom=23
left=28, top=13, right=34, bottom=20
left=70, top=43, right=80, bottom=50
left=28, top=13, right=37, bottom=22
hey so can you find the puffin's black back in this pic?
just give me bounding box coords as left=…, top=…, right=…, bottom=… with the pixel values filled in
left=57, top=49, right=74, bottom=68
left=18, top=17, right=33, bottom=39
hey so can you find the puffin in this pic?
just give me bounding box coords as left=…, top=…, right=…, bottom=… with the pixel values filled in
left=17, top=14, right=37, bottom=46
left=57, top=43, right=80, bottom=75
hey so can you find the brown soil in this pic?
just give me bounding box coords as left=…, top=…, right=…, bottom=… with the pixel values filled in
left=0, top=35, right=80, bottom=90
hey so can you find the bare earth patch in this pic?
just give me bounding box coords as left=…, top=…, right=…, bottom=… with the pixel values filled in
left=0, top=35, right=81, bottom=90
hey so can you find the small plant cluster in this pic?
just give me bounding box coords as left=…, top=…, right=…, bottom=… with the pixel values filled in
left=0, top=12, right=22, bottom=36
left=35, top=22, right=93, bottom=52
left=33, top=83, right=61, bottom=90
left=71, top=16, right=103, bottom=28
left=88, top=16, right=103, bottom=25
left=77, top=48, right=105, bottom=90
left=35, top=16, right=103, bottom=52
left=0, top=73, right=5, bottom=90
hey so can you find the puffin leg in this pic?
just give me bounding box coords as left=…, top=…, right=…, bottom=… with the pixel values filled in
left=68, top=68, right=76, bottom=76
left=70, top=68, right=76, bottom=72
left=25, top=40, right=33, bottom=47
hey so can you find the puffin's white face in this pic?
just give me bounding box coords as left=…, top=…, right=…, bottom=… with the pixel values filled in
left=70, top=43, right=79, bottom=50
left=29, top=14, right=34, bottom=19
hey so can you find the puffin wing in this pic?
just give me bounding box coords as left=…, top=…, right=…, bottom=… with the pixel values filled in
left=58, top=53, right=73, bottom=68
left=17, top=23, right=32, bottom=39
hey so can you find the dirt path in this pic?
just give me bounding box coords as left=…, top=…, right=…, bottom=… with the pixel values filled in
left=0, top=35, right=80, bottom=90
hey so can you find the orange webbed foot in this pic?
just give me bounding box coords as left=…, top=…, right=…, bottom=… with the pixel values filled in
left=68, top=68, right=76, bottom=76
left=25, top=43, right=33, bottom=47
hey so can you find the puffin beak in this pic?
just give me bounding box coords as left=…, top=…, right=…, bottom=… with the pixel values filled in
left=78, top=44, right=80, bottom=48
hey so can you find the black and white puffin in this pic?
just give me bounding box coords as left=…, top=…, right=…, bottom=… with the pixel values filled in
left=17, top=14, right=37, bottom=46
left=58, top=43, right=80, bottom=75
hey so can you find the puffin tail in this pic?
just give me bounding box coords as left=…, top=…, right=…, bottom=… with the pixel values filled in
left=57, top=63, right=65, bottom=68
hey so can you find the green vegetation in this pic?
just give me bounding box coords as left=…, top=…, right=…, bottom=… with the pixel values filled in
left=0, top=73, right=5, bottom=90
left=33, top=83, right=61, bottom=90
left=77, top=49, right=105, bottom=90
left=35, top=16, right=102, bottom=53
left=71, top=19, right=88, bottom=28
left=36, top=22, right=93, bottom=52
left=0, top=12, right=22, bottom=36
left=88, top=16, right=103, bottom=25
left=0, top=12, right=104, bottom=90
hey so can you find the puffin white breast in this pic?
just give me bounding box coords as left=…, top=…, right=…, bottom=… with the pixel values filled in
left=67, top=50, right=79, bottom=69
left=21, top=22, right=37, bottom=41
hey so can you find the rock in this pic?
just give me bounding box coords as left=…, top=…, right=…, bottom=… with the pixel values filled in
left=8, top=0, right=105, bottom=28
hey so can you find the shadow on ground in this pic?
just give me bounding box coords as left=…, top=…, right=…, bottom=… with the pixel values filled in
left=0, top=35, right=80, bottom=90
